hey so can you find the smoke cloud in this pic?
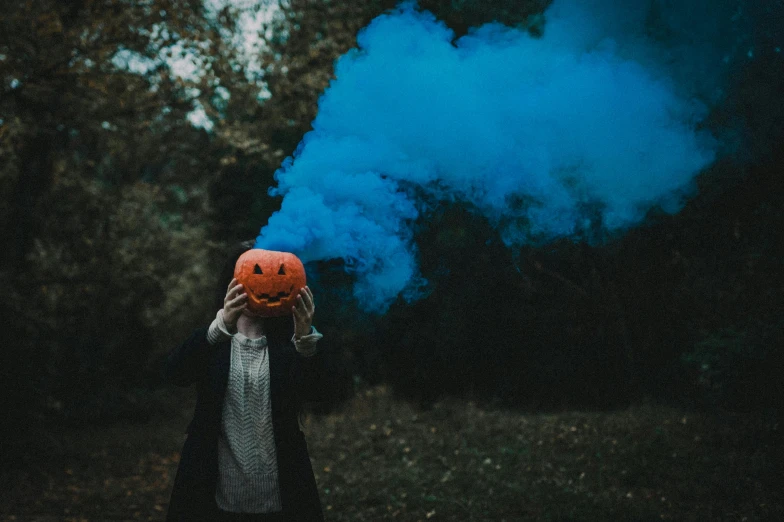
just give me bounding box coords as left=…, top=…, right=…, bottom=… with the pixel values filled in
left=256, top=0, right=730, bottom=312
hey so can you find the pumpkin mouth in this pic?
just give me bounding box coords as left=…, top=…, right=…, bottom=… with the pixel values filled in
left=253, top=290, right=292, bottom=305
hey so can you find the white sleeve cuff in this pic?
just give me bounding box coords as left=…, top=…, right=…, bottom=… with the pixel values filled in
left=207, top=309, right=235, bottom=345
left=292, top=325, right=323, bottom=357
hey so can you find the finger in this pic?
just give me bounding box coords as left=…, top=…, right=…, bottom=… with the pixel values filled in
left=230, top=283, right=244, bottom=298
left=305, top=285, right=314, bottom=304
left=227, top=278, right=238, bottom=292
left=226, top=303, right=248, bottom=319
left=300, top=287, right=314, bottom=312
left=295, top=293, right=310, bottom=314
left=296, top=288, right=308, bottom=312
left=224, top=285, right=243, bottom=306
left=228, top=292, right=247, bottom=308
left=229, top=303, right=248, bottom=321
left=294, top=293, right=306, bottom=313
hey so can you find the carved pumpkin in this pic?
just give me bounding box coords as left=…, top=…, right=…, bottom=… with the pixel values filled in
left=234, top=249, right=306, bottom=317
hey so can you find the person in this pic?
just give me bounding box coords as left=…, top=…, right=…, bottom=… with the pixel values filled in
left=163, top=241, right=330, bottom=521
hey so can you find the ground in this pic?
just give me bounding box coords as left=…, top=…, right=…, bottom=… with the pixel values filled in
left=1, top=386, right=781, bottom=521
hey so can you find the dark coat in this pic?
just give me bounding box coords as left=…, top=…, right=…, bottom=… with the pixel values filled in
left=163, top=326, right=329, bottom=522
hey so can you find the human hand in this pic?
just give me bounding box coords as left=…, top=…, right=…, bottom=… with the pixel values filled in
left=223, top=278, right=248, bottom=331
left=292, top=286, right=315, bottom=338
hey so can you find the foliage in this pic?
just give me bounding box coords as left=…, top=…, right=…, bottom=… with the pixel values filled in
left=366, top=147, right=784, bottom=410
left=0, top=0, right=399, bottom=431
left=1, top=0, right=783, bottom=442
left=2, top=173, right=217, bottom=426
left=0, top=0, right=225, bottom=433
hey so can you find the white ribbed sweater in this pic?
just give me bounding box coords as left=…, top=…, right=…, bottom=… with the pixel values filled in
left=206, top=310, right=321, bottom=513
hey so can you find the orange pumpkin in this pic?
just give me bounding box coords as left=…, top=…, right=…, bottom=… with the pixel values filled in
left=234, top=249, right=306, bottom=317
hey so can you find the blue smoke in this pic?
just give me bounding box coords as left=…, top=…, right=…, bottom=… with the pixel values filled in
left=256, top=0, right=722, bottom=312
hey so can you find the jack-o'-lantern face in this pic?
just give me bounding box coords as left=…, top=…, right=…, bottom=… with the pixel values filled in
left=234, top=249, right=306, bottom=317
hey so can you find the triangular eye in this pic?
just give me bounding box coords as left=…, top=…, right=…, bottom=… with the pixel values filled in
left=254, top=264, right=263, bottom=274
left=278, top=264, right=286, bottom=275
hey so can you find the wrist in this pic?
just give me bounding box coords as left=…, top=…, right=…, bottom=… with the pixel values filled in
left=295, top=325, right=313, bottom=339
left=208, top=309, right=235, bottom=344
left=292, top=325, right=322, bottom=357
left=219, top=309, right=238, bottom=334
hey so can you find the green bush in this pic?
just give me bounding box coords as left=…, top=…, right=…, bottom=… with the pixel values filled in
left=2, top=173, right=219, bottom=427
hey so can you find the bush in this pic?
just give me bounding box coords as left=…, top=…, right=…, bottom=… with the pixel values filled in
left=1, top=173, right=219, bottom=429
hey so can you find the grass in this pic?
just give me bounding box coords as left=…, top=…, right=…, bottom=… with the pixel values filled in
left=1, top=385, right=781, bottom=521
left=305, top=387, right=782, bottom=521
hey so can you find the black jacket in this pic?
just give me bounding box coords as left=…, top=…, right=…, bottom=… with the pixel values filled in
left=163, top=326, right=328, bottom=521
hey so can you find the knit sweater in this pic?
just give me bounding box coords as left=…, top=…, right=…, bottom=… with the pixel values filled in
left=206, top=310, right=322, bottom=513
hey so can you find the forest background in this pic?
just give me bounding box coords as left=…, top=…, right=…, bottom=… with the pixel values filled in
left=3, top=0, right=783, bottom=441
left=1, top=0, right=783, bottom=519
